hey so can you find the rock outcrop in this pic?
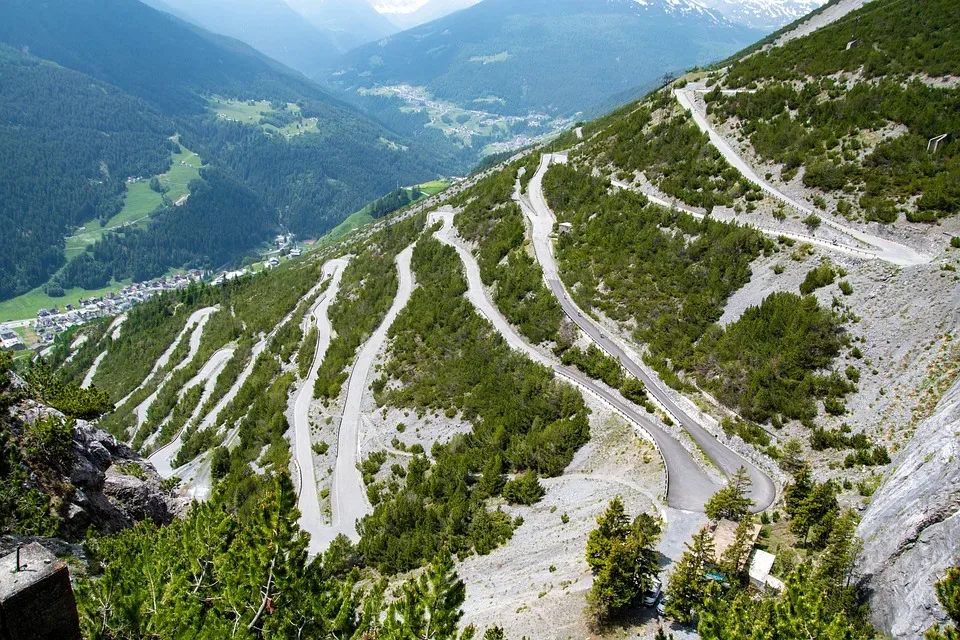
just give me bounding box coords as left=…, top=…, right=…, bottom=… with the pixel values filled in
left=857, top=377, right=960, bottom=639
left=8, top=391, right=177, bottom=539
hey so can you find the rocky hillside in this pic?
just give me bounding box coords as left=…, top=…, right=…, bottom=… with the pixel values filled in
left=857, top=375, right=960, bottom=636
left=1, top=364, right=178, bottom=542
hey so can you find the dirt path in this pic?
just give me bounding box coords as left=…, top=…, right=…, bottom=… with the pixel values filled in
left=81, top=351, right=107, bottom=389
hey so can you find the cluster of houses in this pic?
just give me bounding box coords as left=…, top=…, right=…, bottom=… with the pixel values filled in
left=9, top=240, right=312, bottom=351
left=31, top=271, right=203, bottom=345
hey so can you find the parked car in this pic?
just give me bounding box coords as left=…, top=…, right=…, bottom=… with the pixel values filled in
left=657, top=594, right=671, bottom=616
left=643, top=577, right=662, bottom=606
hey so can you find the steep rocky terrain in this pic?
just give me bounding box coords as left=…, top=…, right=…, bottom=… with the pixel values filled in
left=857, top=376, right=960, bottom=637
left=2, top=371, right=178, bottom=542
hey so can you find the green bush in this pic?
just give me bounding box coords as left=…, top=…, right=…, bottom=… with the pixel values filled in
left=800, top=264, right=836, bottom=295
left=502, top=471, right=546, bottom=505
left=24, top=415, right=74, bottom=465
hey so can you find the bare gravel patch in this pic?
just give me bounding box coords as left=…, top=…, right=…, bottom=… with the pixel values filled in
left=458, top=407, right=665, bottom=640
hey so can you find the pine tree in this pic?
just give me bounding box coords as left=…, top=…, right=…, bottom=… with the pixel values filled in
left=784, top=465, right=813, bottom=517
left=584, top=502, right=662, bottom=629
left=927, top=565, right=960, bottom=640
left=704, top=466, right=754, bottom=522
left=718, top=514, right=757, bottom=583
left=585, top=497, right=631, bottom=572
left=664, top=526, right=716, bottom=624
left=483, top=627, right=508, bottom=640
left=790, top=480, right=839, bottom=548
left=381, top=550, right=475, bottom=640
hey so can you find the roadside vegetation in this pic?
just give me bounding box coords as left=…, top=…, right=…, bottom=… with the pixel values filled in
left=576, top=91, right=750, bottom=211
left=709, top=0, right=960, bottom=224
left=454, top=164, right=564, bottom=345
left=360, top=236, right=590, bottom=573
left=313, top=215, right=424, bottom=402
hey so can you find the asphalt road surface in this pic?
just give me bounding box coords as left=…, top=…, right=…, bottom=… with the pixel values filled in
left=674, top=88, right=931, bottom=267
left=520, top=155, right=776, bottom=512
left=312, top=246, right=416, bottom=552
left=432, top=210, right=728, bottom=512
left=289, top=258, right=348, bottom=556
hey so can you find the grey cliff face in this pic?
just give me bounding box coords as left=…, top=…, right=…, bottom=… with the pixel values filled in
left=11, top=396, right=178, bottom=538
left=857, top=377, right=960, bottom=639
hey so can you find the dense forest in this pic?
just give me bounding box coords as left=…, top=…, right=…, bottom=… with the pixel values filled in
left=56, top=169, right=276, bottom=289
left=0, top=0, right=463, bottom=304
left=0, top=46, right=174, bottom=300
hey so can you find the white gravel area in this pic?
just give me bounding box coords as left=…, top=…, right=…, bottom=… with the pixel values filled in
left=457, top=406, right=665, bottom=640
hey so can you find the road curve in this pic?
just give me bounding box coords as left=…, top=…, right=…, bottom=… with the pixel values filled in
left=81, top=352, right=107, bottom=389
left=520, top=155, right=776, bottom=511
left=115, top=306, right=218, bottom=410
left=164, top=274, right=339, bottom=497
left=431, top=210, right=720, bottom=512
left=289, top=258, right=349, bottom=557
left=609, top=179, right=879, bottom=261
left=674, top=88, right=931, bottom=267
left=129, top=307, right=218, bottom=438
left=147, top=346, right=236, bottom=476
left=313, top=246, right=416, bottom=551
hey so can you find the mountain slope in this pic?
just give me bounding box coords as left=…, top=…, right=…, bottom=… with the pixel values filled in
left=286, top=0, right=398, bottom=50
left=328, top=0, right=763, bottom=117
left=140, top=0, right=342, bottom=77
left=698, top=0, right=825, bottom=30
left=0, top=0, right=463, bottom=309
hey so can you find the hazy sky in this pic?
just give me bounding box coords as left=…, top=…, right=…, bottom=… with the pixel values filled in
left=370, top=0, right=431, bottom=15
left=369, top=0, right=481, bottom=17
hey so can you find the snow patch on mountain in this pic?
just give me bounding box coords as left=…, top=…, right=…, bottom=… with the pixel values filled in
left=696, top=0, right=827, bottom=30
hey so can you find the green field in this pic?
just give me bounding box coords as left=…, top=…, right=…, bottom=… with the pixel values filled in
left=0, top=279, right=129, bottom=323
left=210, top=97, right=319, bottom=139
left=162, top=144, right=202, bottom=201
left=317, top=181, right=451, bottom=247
left=417, top=180, right=450, bottom=196
left=63, top=140, right=202, bottom=259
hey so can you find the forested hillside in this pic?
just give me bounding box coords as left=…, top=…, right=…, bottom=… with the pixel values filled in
left=705, top=0, right=960, bottom=225
left=0, top=0, right=465, bottom=305
left=0, top=47, right=174, bottom=301
left=5, top=0, right=960, bottom=638
left=329, top=0, right=761, bottom=117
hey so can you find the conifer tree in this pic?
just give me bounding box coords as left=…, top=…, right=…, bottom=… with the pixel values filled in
left=664, top=526, right=716, bottom=624
left=704, top=466, right=753, bottom=522
left=927, top=564, right=960, bottom=640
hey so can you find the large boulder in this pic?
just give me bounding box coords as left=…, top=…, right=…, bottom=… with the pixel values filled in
left=857, top=377, right=960, bottom=639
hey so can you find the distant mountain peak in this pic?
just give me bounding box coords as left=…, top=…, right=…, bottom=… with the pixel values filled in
left=695, top=0, right=826, bottom=29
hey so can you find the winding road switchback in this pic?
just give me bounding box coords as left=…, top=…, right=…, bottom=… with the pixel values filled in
left=519, top=155, right=776, bottom=512
left=289, top=258, right=349, bottom=556
left=312, top=246, right=416, bottom=552
left=674, top=88, right=931, bottom=267
left=432, top=210, right=724, bottom=512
